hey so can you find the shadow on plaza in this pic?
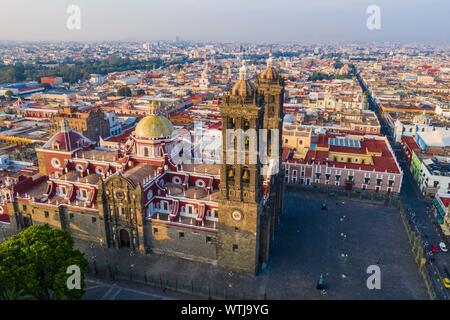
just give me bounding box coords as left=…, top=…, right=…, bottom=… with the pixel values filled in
left=78, top=186, right=430, bottom=300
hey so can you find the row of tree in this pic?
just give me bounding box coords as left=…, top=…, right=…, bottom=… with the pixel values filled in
left=0, top=56, right=164, bottom=84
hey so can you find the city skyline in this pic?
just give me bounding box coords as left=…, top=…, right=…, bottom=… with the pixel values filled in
left=0, top=0, right=449, bottom=44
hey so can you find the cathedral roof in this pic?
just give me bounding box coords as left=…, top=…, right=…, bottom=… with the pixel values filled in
left=134, top=104, right=174, bottom=139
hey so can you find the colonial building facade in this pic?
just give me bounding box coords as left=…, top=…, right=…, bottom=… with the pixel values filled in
left=2, top=58, right=285, bottom=275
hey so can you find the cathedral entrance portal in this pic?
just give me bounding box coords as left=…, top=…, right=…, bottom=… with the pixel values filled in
left=119, top=229, right=131, bottom=248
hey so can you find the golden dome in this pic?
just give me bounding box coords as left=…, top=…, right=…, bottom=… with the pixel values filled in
left=259, top=53, right=280, bottom=80
left=231, top=80, right=255, bottom=97
left=230, top=60, right=255, bottom=97
left=135, top=114, right=174, bottom=139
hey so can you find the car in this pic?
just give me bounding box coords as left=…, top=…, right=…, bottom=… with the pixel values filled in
left=439, top=242, right=448, bottom=252
left=431, top=244, right=439, bottom=253
left=443, top=278, right=450, bottom=289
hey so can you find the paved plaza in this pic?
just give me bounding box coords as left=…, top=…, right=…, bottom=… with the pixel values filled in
left=79, top=188, right=428, bottom=300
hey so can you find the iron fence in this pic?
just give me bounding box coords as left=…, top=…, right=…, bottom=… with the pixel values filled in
left=87, top=261, right=259, bottom=300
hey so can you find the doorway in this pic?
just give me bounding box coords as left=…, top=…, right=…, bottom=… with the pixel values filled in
left=119, top=229, right=131, bottom=248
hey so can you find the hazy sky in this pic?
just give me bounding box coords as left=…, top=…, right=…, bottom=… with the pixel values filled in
left=0, top=0, right=448, bottom=44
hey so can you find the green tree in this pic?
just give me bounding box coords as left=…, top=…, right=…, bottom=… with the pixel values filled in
left=333, top=60, right=344, bottom=69
left=0, top=224, right=87, bottom=300
left=4, top=90, right=13, bottom=100
left=136, top=89, right=146, bottom=96
left=117, top=86, right=132, bottom=97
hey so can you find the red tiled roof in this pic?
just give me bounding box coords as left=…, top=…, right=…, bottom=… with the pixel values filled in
left=45, top=130, right=87, bottom=152
left=289, top=134, right=400, bottom=174
left=437, top=194, right=450, bottom=208
left=401, top=136, right=420, bottom=152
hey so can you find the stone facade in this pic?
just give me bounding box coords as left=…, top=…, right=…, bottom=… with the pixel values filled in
left=4, top=57, right=285, bottom=276
left=49, top=106, right=110, bottom=142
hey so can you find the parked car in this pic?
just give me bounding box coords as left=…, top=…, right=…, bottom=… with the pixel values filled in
left=431, top=244, right=439, bottom=253
left=439, top=242, right=448, bottom=252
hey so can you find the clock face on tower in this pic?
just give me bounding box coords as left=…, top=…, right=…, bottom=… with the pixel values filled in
left=232, top=210, right=243, bottom=221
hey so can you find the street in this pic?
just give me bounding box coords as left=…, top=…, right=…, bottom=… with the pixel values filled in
left=358, top=71, right=450, bottom=300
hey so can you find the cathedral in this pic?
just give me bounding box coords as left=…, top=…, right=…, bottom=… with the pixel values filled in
left=2, top=56, right=285, bottom=275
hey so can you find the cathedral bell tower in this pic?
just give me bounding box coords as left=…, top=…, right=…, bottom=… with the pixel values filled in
left=256, top=53, right=285, bottom=248
left=218, top=61, right=265, bottom=274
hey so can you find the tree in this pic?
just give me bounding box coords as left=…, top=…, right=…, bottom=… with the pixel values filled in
left=0, top=224, right=88, bottom=300
left=4, top=90, right=13, bottom=100
left=333, top=60, right=344, bottom=69
left=117, top=86, right=132, bottom=97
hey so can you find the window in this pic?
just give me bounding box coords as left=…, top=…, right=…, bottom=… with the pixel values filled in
left=235, top=227, right=239, bottom=232
left=22, top=204, right=27, bottom=211
left=232, top=244, right=239, bottom=252
left=364, top=177, right=370, bottom=184
left=172, top=176, right=182, bottom=184
left=77, top=189, right=88, bottom=199
left=143, top=147, right=149, bottom=157
left=69, top=213, right=74, bottom=219
left=153, top=227, right=158, bottom=234
left=58, top=186, right=67, bottom=196
left=44, top=211, right=49, bottom=218
left=92, top=217, right=97, bottom=223
left=51, top=158, right=61, bottom=169
left=179, top=232, right=185, bottom=238
left=206, top=236, right=212, bottom=243
left=195, top=179, right=206, bottom=187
